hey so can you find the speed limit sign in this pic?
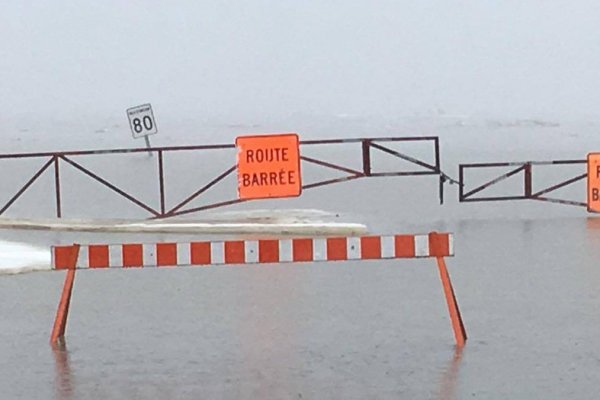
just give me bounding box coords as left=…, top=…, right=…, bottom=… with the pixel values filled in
left=126, top=104, right=158, bottom=138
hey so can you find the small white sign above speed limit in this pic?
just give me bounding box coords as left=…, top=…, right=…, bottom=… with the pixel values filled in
left=126, top=104, right=157, bottom=138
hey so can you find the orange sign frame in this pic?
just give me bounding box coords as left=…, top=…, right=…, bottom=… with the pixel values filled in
left=236, top=133, right=302, bottom=200
left=588, top=153, right=600, bottom=212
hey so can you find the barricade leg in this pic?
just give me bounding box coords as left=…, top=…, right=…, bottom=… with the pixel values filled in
left=50, top=244, right=80, bottom=345
left=435, top=256, right=467, bottom=347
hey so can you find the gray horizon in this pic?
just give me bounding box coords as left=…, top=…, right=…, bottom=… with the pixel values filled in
left=2, top=1, right=600, bottom=125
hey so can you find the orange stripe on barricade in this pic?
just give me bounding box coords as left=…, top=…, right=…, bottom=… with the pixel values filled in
left=225, top=241, right=245, bottom=264
left=293, top=238, right=313, bottom=262
left=157, top=243, right=177, bottom=266
left=122, top=244, right=143, bottom=267
left=360, top=236, right=381, bottom=259
left=89, top=245, right=109, bottom=268
left=191, top=242, right=211, bottom=265
left=327, top=237, right=347, bottom=261
left=53, top=246, right=75, bottom=270
left=259, top=240, right=279, bottom=263
left=395, top=235, right=415, bottom=258
left=429, top=232, right=451, bottom=257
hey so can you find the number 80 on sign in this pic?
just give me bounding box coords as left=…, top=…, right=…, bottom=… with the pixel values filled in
left=126, top=104, right=158, bottom=139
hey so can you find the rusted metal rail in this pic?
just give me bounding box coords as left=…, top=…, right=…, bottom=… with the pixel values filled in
left=0, top=136, right=445, bottom=219
left=459, top=159, right=587, bottom=207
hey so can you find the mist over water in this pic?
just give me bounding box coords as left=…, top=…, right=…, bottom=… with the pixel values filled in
left=2, top=2, right=600, bottom=131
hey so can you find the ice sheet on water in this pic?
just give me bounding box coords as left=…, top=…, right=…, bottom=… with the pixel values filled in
left=0, top=209, right=366, bottom=235
left=0, top=240, right=51, bottom=275
left=0, top=209, right=367, bottom=274
left=199, top=209, right=338, bottom=223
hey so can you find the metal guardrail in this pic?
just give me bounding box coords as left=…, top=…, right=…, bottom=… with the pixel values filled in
left=0, top=136, right=445, bottom=219
left=458, top=159, right=587, bottom=207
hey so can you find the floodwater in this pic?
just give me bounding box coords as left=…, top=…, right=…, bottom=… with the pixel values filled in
left=1, top=118, right=599, bottom=399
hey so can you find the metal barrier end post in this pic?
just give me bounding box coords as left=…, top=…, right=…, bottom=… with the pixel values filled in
left=50, top=244, right=80, bottom=345
left=429, top=232, right=466, bottom=347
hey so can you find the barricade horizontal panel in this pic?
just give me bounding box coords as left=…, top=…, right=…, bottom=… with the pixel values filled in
left=52, top=232, right=453, bottom=270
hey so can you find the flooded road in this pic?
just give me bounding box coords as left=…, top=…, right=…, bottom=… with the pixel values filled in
left=1, top=216, right=599, bottom=399
left=1, top=121, right=599, bottom=399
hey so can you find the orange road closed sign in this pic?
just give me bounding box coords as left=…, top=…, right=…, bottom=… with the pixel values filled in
left=588, top=153, right=600, bottom=212
left=236, top=133, right=302, bottom=200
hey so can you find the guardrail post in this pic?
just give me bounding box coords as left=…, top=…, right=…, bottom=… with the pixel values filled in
left=434, top=138, right=444, bottom=204
left=524, top=162, right=532, bottom=198
left=50, top=244, right=80, bottom=345
left=362, top=139, right=371, bottom=176
left=458, top=166, right=465, bottom=202
left=53, top=156, right=62, bottom=218
left=158, top=150, right=166, bottom=216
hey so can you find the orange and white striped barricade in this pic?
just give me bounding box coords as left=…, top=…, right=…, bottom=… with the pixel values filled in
left=50, top=232, right=466, bottom=347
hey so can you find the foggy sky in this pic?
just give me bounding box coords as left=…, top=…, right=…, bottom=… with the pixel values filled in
left=2, top=1, right=600, bottom=123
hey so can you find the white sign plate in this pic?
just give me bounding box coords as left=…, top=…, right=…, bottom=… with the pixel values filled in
left=126, top=104, right=158, bottom=139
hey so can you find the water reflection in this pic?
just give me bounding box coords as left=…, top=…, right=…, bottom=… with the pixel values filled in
left=437, top=346, right=464, bottom=400
left=586, top=217, right=600, bottom=233
left=52, top=339, right=74, bottom=400
left=243, top=274, right=297, bottom=398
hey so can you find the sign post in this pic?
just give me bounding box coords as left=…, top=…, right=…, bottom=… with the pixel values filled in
left=126, top=104, right=158, bottom=156
left=587, top=153, right=600, bottom=212
left=236, top=133, right=302, bottom=200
